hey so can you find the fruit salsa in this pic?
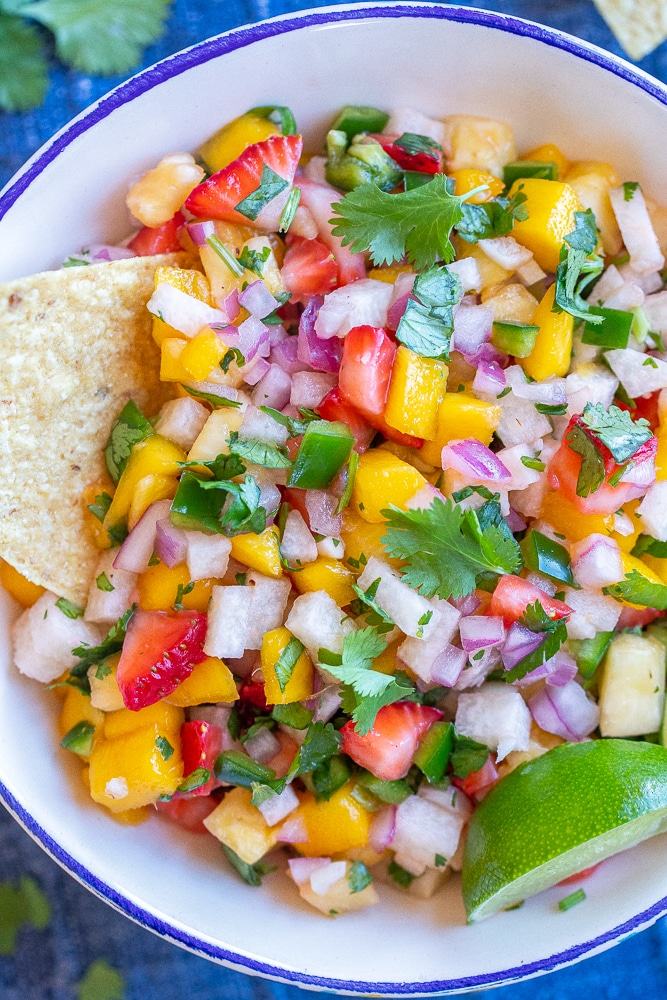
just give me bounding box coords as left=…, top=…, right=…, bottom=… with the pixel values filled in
left=8, top=102, right=667, bottom=921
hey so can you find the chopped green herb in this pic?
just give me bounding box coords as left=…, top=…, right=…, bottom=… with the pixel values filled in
left=273, top=636, right=306, bottom=693
left=553, top=209, right=604, bottom=324
left=96, top=571, right=114, bottom=592
left=56, top=597, right=84, bottom=619
left=348, top=861, right=373, bottom=893
left=623, top=181, right=639, bottom=202
left=220, top=346, right=246, bottom=372
left=173, top=580, right=195, bottom=611
left=558, top=887, right=586, bottom=911
left=155, top=736, right=174, bottom=761
left=104, top=399, right=154, bottom=484
left=395, top=265, right=461, bottom=361
left=228, top=431, right=293, bottom=469
left=521, top=456, right=546, bottom=472
left=237, top=245, right=271, bottom=275
left=565, top=423, right=605, bottom=497
left=177, top=767, right=210, bottom=793
left=579, top=402, right=652, bottom=464
left=87, top=492, right=113, bottom=522
left=60, top=720, right=95, bottom=757
left=235, top=164, right=289, bottom=221
left=604, top=570, right=667, bottom=610
left=387, top=860, right=415, bottom=888
left=222, top=844, right=275, bottom=887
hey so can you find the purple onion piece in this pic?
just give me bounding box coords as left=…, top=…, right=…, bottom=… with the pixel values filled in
left=473, top=357, right=508, bottom=397
left=528, top=681, right=600, bottom=741
left=270, top=335, right=310, bottom=375
left=243, top=357, right=271, bottom=386
left=297, top=296, right=343, bottom=373
left=251, top=364, right=292, bottom=411
left=501, top=622, right=545, bottom=670
left=113, top=499, right=172, bottom=574
left=459, top=615, right=506, bottom=652
left=186, top=220, right=215, bottom=247
left=443, top=438, right=512, bottom=483
left=238, top=279, right=279, bottom=319
left=154, top=517, right=188, bottom=568
left=430, top=644, right=467, bottom=686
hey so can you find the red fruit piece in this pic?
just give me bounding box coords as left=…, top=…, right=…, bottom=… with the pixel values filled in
left=317, top=386, right=376, bottom=453
left=282, top=236, right=338, bottom=303
left=180, top=719, right=223, bottom=796
left=371, top=133, right=442, bottom=175
left=488, top=575, right=572, bottom=626
left=452, top=755, right=500, bottom=800
left=116, top=608, right=208, bottom=711
left=296, top=177, right=367, bottom=285
left=341, top=702, right=442, bottom=781
left=127, top=210, right=185, bottom=255
left=185, top=134, right=303, bottom=231
left=155, top=795, right=218, bottom=834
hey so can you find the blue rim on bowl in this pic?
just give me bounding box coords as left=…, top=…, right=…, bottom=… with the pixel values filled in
left=2, top=3, right=667, bottom=993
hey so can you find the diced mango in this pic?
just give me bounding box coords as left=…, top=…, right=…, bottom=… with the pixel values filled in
left=367, top=265, right=414, bottom=283
left=160, top=337, right=190, bottom=381
left=230, top=526, right=283, bottom=577
left=610, top=500, right=643, bottom=554
left=166, top=656, right=239, bottom=707
left=82, top=478, right=117, bottom=550
left=261, top=627, right=314, bottom=704
left=383, top=346, right=448, bottom=440
left=198, top=113, right=280, bottom=173
left=103, top=701, right=184, bottom=740
left=420, top=393, right=502, bottom=466
left=509, top=177, right=583, bottom=272
left=89, top=722, right=184, bottom=813
left=521, top=283, right=574, bottom=380
left=341, top=509, right=396, bottom=572
left=520, top=143, right=569, bottom=179
left=104, top=436, right=186, bottom=530
left=0, top=559, right=45, bottom=606
left=127, top=474, right=178, bottom=531
left=137, top=561, right=220, bottom=613
left=198, top=221, right=257, bottom=304
left=289, top=557, right=356, bottom=607
left=351, top=450, right=426, bottom=523
left=204, top=786, right=279, bottom=864
left=58, top=686, right=104, bottom=739
left=450, top=168, right=505, bottom=203
left=539, top=491, right=612, bottom=543
left=655, top=430, right=667, bottom=481
left=293, top=782, right=372, bottom=857
left=180, top=328, right=227, bottom=381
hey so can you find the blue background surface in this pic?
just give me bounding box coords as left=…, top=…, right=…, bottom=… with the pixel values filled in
left=3, top=1, right=667, bottom=996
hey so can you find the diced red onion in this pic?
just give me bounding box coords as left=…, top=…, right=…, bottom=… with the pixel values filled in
left=473, top=357, right=507, bottom=396
left=441, top=439, right=512, bottom=482
left=251, top=363, right=292, bottom=410
left=245, top=727, right=281, bottom=764
left=459, top=615, right=505, bottom=653
left=429, top=644, right=467, bottom=686
left=223, top=288, right=240, bottom=322
left=237, top=315, right=271, bottom=360
left=305, top=490, right=342, bottom=536
left=270, top=335, right=310, bottom=374
left=154, top=517, right=188, bottom=568
left=505, top=508, right=527, bottom=533
left=288, top=856, right=328, bottom=885
left=88, top=244, right=136, bottom=262
left=243, top=357, right=271, bottom=386
left=501, top=622, right=545, bottom=670
left=312, top=684, right=343, bottom=723
left=515, top=649, right=578, bottom=688
left=451, top=593, right=482, bottom=616
left=529, top=680, right=600, bottom=741
left=238, top=279, right=279, bottom=319
left=452, top=304, right=493, bottom=357
left=113, top=499, right=172, bottom=573
left=368, top=805, right=397, bottom=853
left=309, top=860, right=347, bottom=896
left=269, top=324, right=288, bottom=347
left=386, top=291, right=411, bottom=331
left=279, top=815, right=310, bottom=845
left=186, top=220, right=216, bottom=247
left=297, top=296, right=343, bottom=373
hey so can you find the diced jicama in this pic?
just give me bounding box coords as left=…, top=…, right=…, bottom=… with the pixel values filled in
left=389, top=785, right=471, bottom=877
left=529, top=681, right=600, bottom=742
left=570, top=533, right=623, bottom=589
left=244, top=572, right=292, bottom=649
left=478, top=236, right=532, bottom=271
left=638, top=480, right=667, bottom=541
left=446, top=257, right=482, bottom=294
left=316, top=536, right=345, bottom=560
left=609, top=183, right=665, bottom=277
left=290, top=858, right=379, bottom=914
left=602, top=281, right=644, bottom=312
left=239, top=405, right=289, bottom=446
left=146, top=283, right=228, bottom=337
left=185, top=532, right=232, bottom=581
left=604, top=348, right=667, bottom=397
left=290, top=370, right=337, bottom=409
left=509, top=438, right=560, bottom=519
left=495, top=390, right=551, bottom=448
left=455, top=683, right=531, bottom=761
left=357, top=556, right=439, bottom=638
left=640, top=290, right=667, bottom=337
left=305, top=490, right=342, bottom=537
left=204, top=585, right=255, bottom=659
left=589, top=263, right=624, bottom=303
left=286, top=591, right=356, bottom=659
left=314, top=279, right=392, bottom=339
left=386, top=107, right=447, bottom=149
left=257, top=784, right=300, bottom=827
left=598, top=632, right=666, bottom=737
left=154, top=396, right=209, bottom=451
left=515, top=257, right=546, bottom=287
left=561, top=586, right=622, bottom=640
left=84, top=550, right=137, bottom=624
left=13, top=592, right=103, bottom=683
left=505, top=366, right=567, bottom=406
left=565, top=363, right=618, bottom=416
left=495, top=441, right=542, bottom=491
left=280, top=510, right=318, bottom=566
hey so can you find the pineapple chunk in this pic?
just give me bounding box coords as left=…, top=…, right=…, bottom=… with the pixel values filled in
left=204, top=787, right=279, bottom=864
left=88, top=653, right=125, bottom=712
left=599, top=632, right=666, bottom=737
left=293, top=860, right=379, bottom=916
left=187, top=406, right=247, bottom=463
left=444, top=115, right=516, bottom=178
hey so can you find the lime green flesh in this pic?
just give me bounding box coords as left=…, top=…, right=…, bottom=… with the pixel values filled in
left=461, top=739, right=667, bottom=922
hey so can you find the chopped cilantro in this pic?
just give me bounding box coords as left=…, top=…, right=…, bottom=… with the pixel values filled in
left=96, top=571, right=114, bottom=592
left=279, top=186, right=301, bottom=232
left=503, top=601, right=570, bottom=682
left=87, top=492, right=113, bottom=523
left=235, top=164, right=289, bottom=221
left=604, top=570, right=667, bottom=610
left=104, top=399, right=154, bottom=484
left=181, top=384, right=241, bottom=408
left=222, top=845, right=276, bottom=887
left=395, top=265, right=461, bottom=360
left=155, top=736, right=174, bottom=761
left=259, top=405, right=319, bottom=438
left=387, top=860, right=415, bottom=888
left=273, top=636, right=306, bottom=693
left=227, top=431, right=293, bottom=469
left=214, top=750, right=285, bottom=794
left=286, top=721, right=342, bottom=781
left=173, top=580, right=194, bottom=611
left=565, top=423, right=605, bottom=497
left=521, top=456, right=545, bottom=471
left=434, top=853, right=447, bottom=867
left=237, top=245, right=271, bottom=275
left=309, top=754, right=353, bottom=801
left=558, top=888, right=586, bottom=911
left=450, top=733, right=489, bottom=778
left=220, top=346, right=245, bottom=372
left=579, top=402, right=652, bottom=463
left=271, top=702, right=313, bottom=730
left=350, top=577, right=395, bottom=631
left=455, top=188, right=529, bottom=243
left=394, top=132, right=442, bottom=158
left=623, top=181, right=639, bottom=202
left=553, top=209, right=604, bottom=324
left=177, top=767, right=210, bottom=793
left=348, top=861, right=373, bottom=893
left=56, top=597, right=84, bottom=619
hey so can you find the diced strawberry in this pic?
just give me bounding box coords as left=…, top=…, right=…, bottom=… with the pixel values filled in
left=340, top=702, right=443, bottom=781
left=239, top=680, right=269, bottom=710
left=180, top=719, right=223, bottom=797
left=369, top=133, right=442, bottom=175
left=127, top=210, right=185, bottom=255
left=452, top=755, right=499, bottom=800
left=558, top=863, right=601, bottom=886
left=488, top=575, right=572, bottom=625
left=116, top=608, right=208, bottom=711
left=317, top=386, right=376, bottom=453
left=615, top=390, right=660, bottom=432
left=617, top=606, right=665, bottom=629
left=281, top=236, right=338, bottom=303
left=295, top=177, right=367, bottom=285
left=155, top=794, right=218, bottom=834
left=185, top=134, right=303, bottom=231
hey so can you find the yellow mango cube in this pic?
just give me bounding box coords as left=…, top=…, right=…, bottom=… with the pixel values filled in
left=166, top=656, right=239, bottom=707
left=180, top=328, right=227, bottom=381
left=160, top=337, right=190, bottom=381
left=367, top=265, right=414, bottom=283
left=294, top=859, right=379, bottom=916
left=230, top=526, right=283, bottom=577
left=290, top=557, right=356, bottom=607
left=341, top=510, right=397, bottom=572
left=261, top=627, right=314, bottom=704
left=656, top=431, right=667, bottom=481
left=103, top=701, right=184, bottom=741
left=293, top=783, right=372, bottom=857
left=198, top=113, right=280, bottom=173
left=137, top=561, right=219, bottom=613
left=127, top=474, right=178, bottom=531
left=420, top=393, right=502, bottom=466
left=351, top=450, right=426, bottom=523
left=521, top=283, right=574, bottom=381
left=104, top=436, right=186, bottom=530
left=58, top=686, right=104, bottom=739
left=383, top=346, right=448, bottom=440
left=520, top=143, right=570, bottom=179
left=0, top=559, right=45, bottom=606
left=509, top=177, right=583, bottom=272
left=89, top=722, right=184, bottom=813
left=539, top=492, right=612, bottom=543
left=204, top=787, right=279, bottom=864
left=450, top=168, right=505, bottom=203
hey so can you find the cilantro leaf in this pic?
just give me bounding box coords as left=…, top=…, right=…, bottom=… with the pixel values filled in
left=395, top=265, right=461, bottom=360
left=504, top=620, right=569, bottom=682
left=394, top=132, right=442, bottom=158
left=155, top=736, right=174, bottom=761
left=330, top=173, right=465, bottom=270
left=228, top=431, right=293, bottom=469
left=214, top=749, right=285, bottom=794
left=104, top=400, right=154, bottom=485
left=180, top=452, right=246, bottom=481
left=271, top=702, right=313, bottom=729
left=23, top=0, right=171, bottom=75
left=259, top=405, right=319, bottom=438
left=553, top=209, right=604, bottom=324
left=87, top=491, right=113, bottom=523
left=286, top=721, right=342, bottom=780
left=603, top=569, right=667, bottom=610
left=235, top=164, right=289, bottom=221
left=623, top=181, right=639, bottom=202
left=455, top=189, right=529, bottom=243
left=350, top=577, right=395, bottom=629
left=579, top=402, right=652, bottom=464
left=380, top=497, right=523, bottom=600
left=273, top=636, right=305, bottom=693
left=181, top=385, right=241, bottom=409
left=519, top=599, right=565, bottom=634
left=0, top=13, right=48, bottom=112
left=222, top=845, right=275, bottom=887
left=565, top=423, right=605, bottom=497
left=449, top=734, right=490, bottom=778
left=96, top=571, right=114, bottom=592
left=348, top=860, right=373, bottom=893
left=69, top=606, right=135, bottom=675
left=237, top=245, right=271, bottom=275
left=56, top=597, right=84, bottom=619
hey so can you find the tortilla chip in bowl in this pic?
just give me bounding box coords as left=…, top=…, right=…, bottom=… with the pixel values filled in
left=3, top=4, right=667, bottom=995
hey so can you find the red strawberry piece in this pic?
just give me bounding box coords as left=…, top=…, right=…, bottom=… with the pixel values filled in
left=127, top=210, right=185, bottom=255
left=281, top=236, right=338, bottom=302
left=341, top=702, right=443, bottom=781
left=180, top=719, right=223, bottom=796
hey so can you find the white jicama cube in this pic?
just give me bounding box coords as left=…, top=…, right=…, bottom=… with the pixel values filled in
left=478, top=236, right=532, bottom=271
left=570, top=533, right=624, bottom=589
left=146, top=283, right=228, bottom=337
left=285, top=591, right=356, bottom=659
left=357, top=556, right=439, bottom=639
left=496, top=391, right=551, bottom=449
left=443, top=114, right=516, bottom=177
left=154, top=396, right=209, bottom=451
left=638, top=481, right=667, bottom=542
left=204, top=585, right=254, bottom=659
left=257, top=783, right=300, bottom=827
left=84, top=550, right=137, bottom=624
left=314, top=279, right=392, bottom=339
left=609, top=183, right=665, bottom=277
left=280, top=510, right=318, bottom=566
left=245, top=572, right=292, bottom=649
left=642, top=289, right=667, bottom=335
left=13, top=592, right=103, bottom=683
left=598, top=632, right=666, bottom=737
left=566, top=363, right=619, bottom=416
left=455, top=683, right=531, bottom=761
left=562, top=587, right=622, bottom=640
left=185, top=531, right=232, bottom=581
left=446, top=257, right=482, bottom=294
left=239, top=404, right=289, bottom=446
left=389, top=787, right=470, bottom=876
left=290, top=370, right=337, bottom=409
left=316, top=536, right=345, bottom=560
left=604, top=348, right=667, bottom=397
left=494, top=441, right=542, bottom=491
left=397, top=598, right=461, bottom=682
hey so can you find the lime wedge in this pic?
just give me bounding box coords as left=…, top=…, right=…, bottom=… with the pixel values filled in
left=461, top=739, right=667, bottom=921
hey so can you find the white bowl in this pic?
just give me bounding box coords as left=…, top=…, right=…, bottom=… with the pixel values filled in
left=2, top=3, right=667, bottom=994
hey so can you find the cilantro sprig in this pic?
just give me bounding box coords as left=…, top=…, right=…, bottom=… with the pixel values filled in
left=380, top=497, right=523, bottom=601
left=604, top=570, right=667, bottom=610
left=395, top=265, right=462, bottom=360
left=579, top=402, right=652, bottom=464
left=0, top=0, right=172, bottom=113
left=553, top=209, right=604, bottom=324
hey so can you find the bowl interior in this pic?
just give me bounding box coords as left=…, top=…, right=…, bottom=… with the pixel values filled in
left=2, top=4, right=667, bottom=994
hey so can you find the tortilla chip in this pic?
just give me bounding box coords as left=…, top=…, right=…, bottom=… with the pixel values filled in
left=0, top=253, right=192, bottom=605
left=593, top=0, right=667, bottom=61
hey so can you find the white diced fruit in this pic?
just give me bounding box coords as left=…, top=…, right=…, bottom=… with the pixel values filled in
left=280, top=510, right=318, bottom=566
left=185, top=531, right=232, bottom=581
left=84, top=550, right=137, bottom=624
left=562, top=587, right=622, bottom=640
left=153, top=396, right=209, bottom=451
left=496, top=392, right=551, bottom=448
left=389, top=785, right=471, bottom=877
left=638, top=481, right=667, bottom=542
left=244, top=572, right=291, bottom=649
left=187, top=406, right=246, bottom=464
left=397, top=598, right=461, bottom=682
left=204, top=586, right=254, bottom=659
left=609, top=183, right=665, bottom=277
left=598, top=632, right=666, bottom=738
left=12, top=592, right=103, bottom=683
left=455, top=683, right=531, bottom=761
left=604, top=349, right=667, bottom=398
left=357, top=556, right=438, bottom=639
left=285, top=591, right=355, bottom=660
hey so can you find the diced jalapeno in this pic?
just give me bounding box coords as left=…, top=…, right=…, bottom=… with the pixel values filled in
left=325, top=130, right=402, bottom=192
left=491, top=321, right=540, bottom=358
left=329, top=104, right=390, bottom=143
left=170, top=471, right=227, bottom=533
left=60, top=720, right=96, bottom=757
left=288, top=420, right=355, bottom=490
left=582, top=305, right=634, bottom=349
left=521, top=529, right=573, bottom=586
left=568, top=630, right=614, bottom=682
left=413, top=720, right=455, bottom=783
